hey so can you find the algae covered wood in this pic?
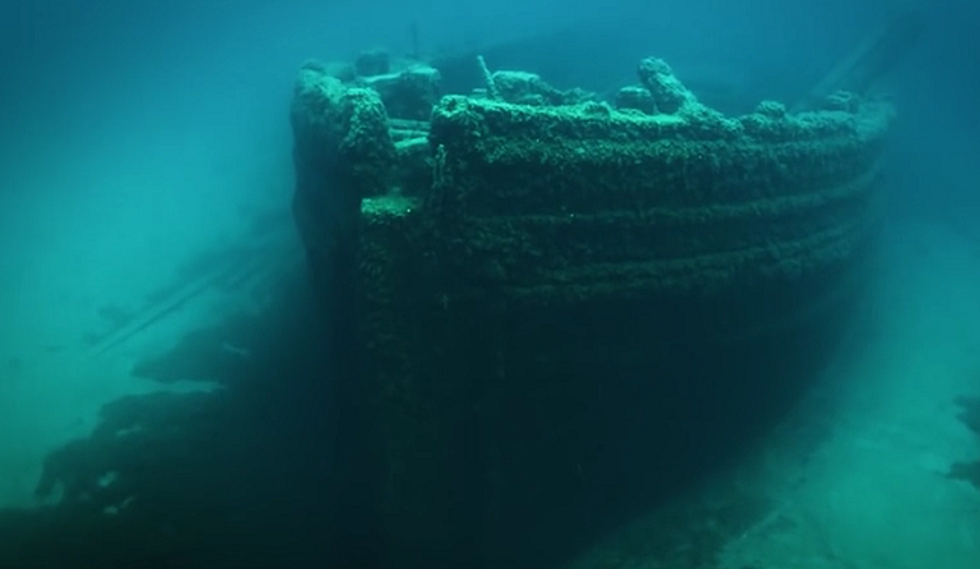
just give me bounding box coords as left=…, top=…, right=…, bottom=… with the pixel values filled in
left=290, top=53, right=894, bottom=566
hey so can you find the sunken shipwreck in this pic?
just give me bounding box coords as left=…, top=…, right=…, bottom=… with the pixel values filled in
left=292, top=34, right=896, bottom=568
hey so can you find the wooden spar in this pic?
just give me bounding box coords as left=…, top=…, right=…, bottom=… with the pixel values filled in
left=792, top=8, right=925, bottom=112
